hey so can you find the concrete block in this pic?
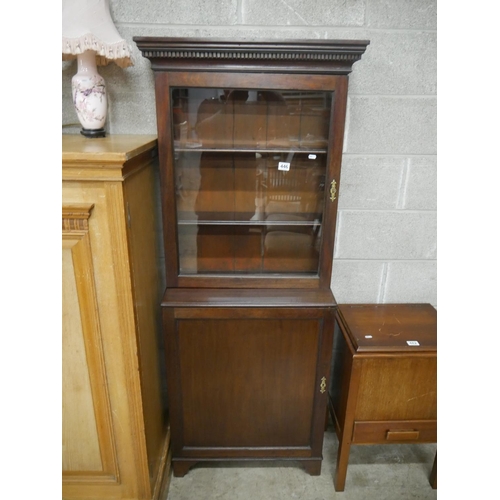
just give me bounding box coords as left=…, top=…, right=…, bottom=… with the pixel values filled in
left=346, top=97, right=437, bottom=155
left=335, top=210, right=437, bottom=259
left=130, top=25, right=327, bottom=41
left=62, top=61, right=80, bottom=130
left=106, top=91, right=158, bottom=134
left=331, top=260, right=385, bottom=303
left=383, top=261, right=437, bottom=306
left=366, top=0, right=437, bottom=29
left=62, top=61, right=75, bottom=98
left=62, top=95, right=80, bottom=131
left=110, top=0, right=238, bottom=25
left=241, top=0, right=365, bottom=26
left=338, top=156, right=404, bottom=209
left=404, top=156, right=437, bottom=210
left=349, top=31, right=436, bottom=95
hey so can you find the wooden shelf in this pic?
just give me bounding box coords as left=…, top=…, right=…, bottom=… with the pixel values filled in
left=177, top=219, right=320, bottom=226
left=174, top=146, right=328, bottom=154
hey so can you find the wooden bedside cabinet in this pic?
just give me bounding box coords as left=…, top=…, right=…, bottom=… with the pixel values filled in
left=328, top=304, right=437, bottom=491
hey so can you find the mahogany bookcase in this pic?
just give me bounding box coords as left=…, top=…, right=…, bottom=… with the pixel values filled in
left=134, top=37, right=369, bottom=477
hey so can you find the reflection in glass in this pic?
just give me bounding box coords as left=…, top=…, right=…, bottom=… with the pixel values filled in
left=172, top=88, right=332, bottom=276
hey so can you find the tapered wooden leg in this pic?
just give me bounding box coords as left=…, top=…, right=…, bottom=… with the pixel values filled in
left=172, top=460, right=197, bottom=477
left=301, top=459, right=322, bottom=476
left=334, top=432, right=351, bottom=492
left=430, top=452, right=437, bottom=489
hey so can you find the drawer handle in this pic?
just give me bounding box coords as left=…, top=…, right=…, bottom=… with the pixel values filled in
left=386, top=430, right=420, bottom=441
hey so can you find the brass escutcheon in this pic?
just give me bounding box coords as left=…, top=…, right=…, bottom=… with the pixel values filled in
left=320, top=377, right=327, bottom=393
left=329, top=180, right=337, bottom=202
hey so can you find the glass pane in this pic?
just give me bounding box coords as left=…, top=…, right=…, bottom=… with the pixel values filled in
left=172, top=87, right=332, bottom=276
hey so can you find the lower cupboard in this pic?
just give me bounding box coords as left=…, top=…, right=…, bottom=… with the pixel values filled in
left=161, top=288, right=336, bottom=478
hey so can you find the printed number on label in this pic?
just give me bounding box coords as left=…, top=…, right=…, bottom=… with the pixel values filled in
left=407, top=340, right=420, bottom=346
left=278, top=162, right=290, bottom=171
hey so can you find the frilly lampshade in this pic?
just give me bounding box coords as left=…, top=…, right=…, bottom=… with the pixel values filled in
left=62, top=0, right=133, bottom=138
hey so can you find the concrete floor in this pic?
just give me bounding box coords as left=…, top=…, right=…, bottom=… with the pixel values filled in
left=166, top=425, right=437, bottom=500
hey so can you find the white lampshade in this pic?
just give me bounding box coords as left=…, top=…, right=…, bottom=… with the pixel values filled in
left=62, top=0, right=132, bottom=68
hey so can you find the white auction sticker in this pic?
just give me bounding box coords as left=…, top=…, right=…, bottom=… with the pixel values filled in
left=407, top=340, right=420, bottom=346
left=278, top=162, right=290, bottom=171
left=308, top=154, right=317, bottom=159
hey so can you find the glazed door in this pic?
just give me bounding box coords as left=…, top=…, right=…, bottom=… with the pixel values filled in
left=156, top=73, right=348, bottom=288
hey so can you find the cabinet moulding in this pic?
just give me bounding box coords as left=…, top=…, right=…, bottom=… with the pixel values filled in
left=134, top=38, right=370, bottom=74
left=62, top=154, right=156, bottom=182
left=62, top=204, right=94, bottom=233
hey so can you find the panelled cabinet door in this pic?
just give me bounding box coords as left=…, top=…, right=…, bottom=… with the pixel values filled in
left=62, top=205, right=119, bottom=484
left=169, top=316, right=324, bottom=449
left=161, top=295, right=336, bottom=477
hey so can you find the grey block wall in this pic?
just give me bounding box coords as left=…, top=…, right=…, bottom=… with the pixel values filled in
left=62, top=0, right=437, bottom=307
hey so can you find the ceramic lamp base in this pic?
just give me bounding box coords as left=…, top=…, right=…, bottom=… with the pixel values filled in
left=72, top=50, right=107, bottom=137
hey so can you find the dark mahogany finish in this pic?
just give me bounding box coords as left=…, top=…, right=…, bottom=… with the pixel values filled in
left=134, top=38, right=368, bottom=477
left=328, top=304, right=437, bottom=491
left=133, top=37, right=369, bottom=74
left=134, top=38, right=369, bottom=289
left=163, top=290, right=336, bottom=477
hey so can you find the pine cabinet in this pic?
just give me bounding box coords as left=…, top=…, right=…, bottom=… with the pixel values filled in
left=62, top=135, right=170, bottom=500
left=134, top=38, right=369, bottom=477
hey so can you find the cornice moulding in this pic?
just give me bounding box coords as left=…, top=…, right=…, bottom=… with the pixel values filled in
left=134, top=37, right=370, bottom=74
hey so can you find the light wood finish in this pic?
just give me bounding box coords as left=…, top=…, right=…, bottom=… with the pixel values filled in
left=62, top=135, right=171, bottom=500
left=328, top=304, right=437, bottom=492
left=62, top=205, right=119, bottom=482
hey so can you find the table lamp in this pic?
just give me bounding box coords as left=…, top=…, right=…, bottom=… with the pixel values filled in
left=62, top=0, right=133, bottom=138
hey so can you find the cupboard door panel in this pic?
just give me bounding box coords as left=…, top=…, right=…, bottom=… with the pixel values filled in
left=174, top=318, right=320, bottom=449
left=62, top=206, right=118, bottom=484
left=62, top=243, right=103, bottom=472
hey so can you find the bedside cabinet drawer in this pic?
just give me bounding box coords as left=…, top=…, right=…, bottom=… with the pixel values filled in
left=352, top=420, right=437, bottom=444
